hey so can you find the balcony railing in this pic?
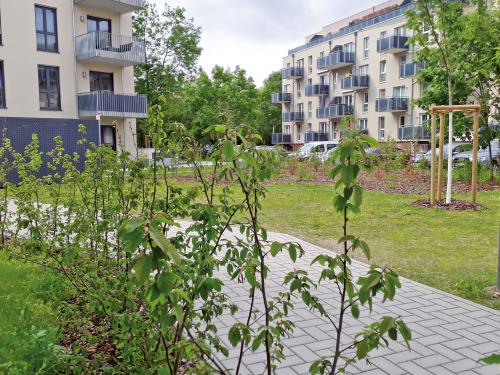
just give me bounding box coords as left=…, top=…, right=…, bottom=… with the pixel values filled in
left=305, top=84, right=330, bottom=97
left=305, top=132, right=329, bottom=143
left=282, top=67, right=304, bottom=79
left=398, top=126, right=431, bottom=140
left=272, top=133, right=292, bottom=144
left=375, top=97, right=409, bottom=112
left=282, top=112, right=304, bottom=122
left=271, top=92, right=292, bottom=103
left=75, top=31, right=145, bottom=66
left=78, top=91, right=148, bottom=118
left=317, top=51, right=355, bottom=70
left=377, top=35, right=409, bottom=53
left=341, top=75, right=369, bottom=90
left=74, top=0, right=144, bottom=13
left=400, top=62, right=424, bottom=78
left=316, top=104, right=354, bottom=119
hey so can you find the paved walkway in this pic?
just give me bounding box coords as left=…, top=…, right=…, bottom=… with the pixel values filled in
left=176, top=223, right=500, bottom=375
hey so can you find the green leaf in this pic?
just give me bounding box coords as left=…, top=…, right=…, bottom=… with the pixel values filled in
left=158, top=366, right=172, bottom=375
left=270, top=242, right=282, bottom=257
left=245, top=268, right=257, bottom=287
left=133, top=255, right=155, bottom=284
left=397, top=320, right=412, bottom=348
left=228, top=326, right=241, bottom=347
left=122, top=217, right=146, bottom=233
left=222, top=141, right=235, bottom=161
left=288, top=243, right=297, bottom=262
left=351, top=304, right=360, bottom=319
left=358, top=240, right=370, bottom=260
left=352, top=186, right=363, bottom=207
left=379, top=316, right=395, bottom=335
left=388, top=327, right=398, bottom=341
left=149, top=226, right=181, bottom=265
left=481, top=354, right=500, bottom=365
left=157, top=272, right=177, bottom=293
left=356, top=341, right=369, bottom=359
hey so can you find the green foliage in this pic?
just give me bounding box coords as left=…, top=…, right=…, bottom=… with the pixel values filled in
left=254, top=71, right=283, bottom=144
left=481, top=354, right=500, bottom=365
left=452, top=160, right=497, bottom=184
left=284, top=130, right=411, bottom=374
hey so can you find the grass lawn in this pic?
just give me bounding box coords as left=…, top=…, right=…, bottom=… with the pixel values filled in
left=0, top=252, right=61, bottom=371
left=258, top=184, right=500, bottom=309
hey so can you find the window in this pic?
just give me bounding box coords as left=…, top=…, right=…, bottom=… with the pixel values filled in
left=297, top=59, right=304, bottom=68
left=358, top=118, right=368, bottom=130
left=307, top=123, right=312, bottom=132
left=344, top=42, right=354, bottom=53
left=284, top=84, right=290, bottom=93
left=380, top=31, right=388, bottom=39
left=308, top=101, right=312, bottom=118
left=393, top=86, right=406, bottom=97
left=0, top=61, right=5, bottom=108
left=359, top=64, right=368, bottom=76
left=0, top=11, right=3, bottom=45
left=343, top=95, right=353, bottom=107
left=320, top=51, right=324, bottom=59
left=363, top=92, right=369, bottom=113
left=319, top=122, right=327, bottom=133
left=378, top=117, right=385, bottom=140
left=363, top=37, right=369, bottom=58
left=297, top=103, right=304, bottom=113
left=90, top=71, right=114, bottom=92
left=394, top=27, right=406, bottom=36
left=379, top=89, right=386, bottom=99
left=101, top=126, right=116, bottom=150
left=284, top=125, right=291, bottom=135
left=399, top=116, right=405, bottom=128
left=38, top=65, right=60, bottom=110
left=380, top=60, right=387, bottom=82
left=308, top=55, right=313, bottom=65
left=308, top=78, right=312, bottom=86
left=420, top=113, right=430, bottom=126
left=35, top=5, right=58, bottom=52
left=297, top=81, right=301, bottom=98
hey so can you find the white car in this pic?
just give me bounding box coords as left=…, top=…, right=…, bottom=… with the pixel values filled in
left=413, top=143, right=471, bottom=163
left=289, top=141, right=339, bottom=160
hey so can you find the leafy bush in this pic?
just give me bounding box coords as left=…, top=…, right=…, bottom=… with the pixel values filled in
left=452, top=160, right=496, bottom=184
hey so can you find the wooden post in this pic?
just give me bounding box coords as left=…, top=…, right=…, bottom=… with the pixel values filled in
left=437, top=112, right=446, bottom=201
left=471, top=109, right=479, bottom=204
left=430, top=111, right=437, bottom=205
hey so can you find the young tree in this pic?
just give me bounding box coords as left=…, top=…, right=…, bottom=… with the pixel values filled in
left=406, top=0, right=468, bottom=203
left=255, top=71, right=283, bottom=144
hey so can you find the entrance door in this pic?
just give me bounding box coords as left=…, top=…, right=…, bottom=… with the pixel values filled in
left=101, top=125, right=116, bottom=151
left=90, top=71, right=114, bottom=92
left=88, top=16, right=111, bottom=49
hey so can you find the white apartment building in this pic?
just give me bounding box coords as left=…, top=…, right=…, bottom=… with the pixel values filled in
left=0, top=0, right=146, bottom=158
left=272, top=0, right=430, bottom=151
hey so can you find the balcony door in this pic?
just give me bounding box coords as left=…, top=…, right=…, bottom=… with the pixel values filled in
left=88, top=16, right=111, bottom=50
left=90, top=71, right=114, bottom=92
left=101, top=125, right=117, bottom=151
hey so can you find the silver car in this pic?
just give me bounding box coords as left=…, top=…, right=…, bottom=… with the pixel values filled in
left=413, top=143, right=471, bottom=163
left=452, top=139, right=499, bottom=165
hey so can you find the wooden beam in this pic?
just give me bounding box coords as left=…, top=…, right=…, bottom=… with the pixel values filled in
left=471, top=110, right=479, bottom=204
left=437, top=112, right=446, bottom=202
left=430, top=112, right=437, bottom=205
left=430, top=104, right=481, bottom=113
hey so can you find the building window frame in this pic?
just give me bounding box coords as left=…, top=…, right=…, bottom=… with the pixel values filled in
left=38, top=65, right=61, bottom=111
left=379, top=60, right=387, bottom=82
left=0, top=61, right=5, bottom=108
left=378, top=117, right=385, bottom=140
left=35, top=5, right=59, bottom=53
left=363, top=37, right=369, bottom=59
left=363, top=92, right=369, bottom=113
left=358, top=118, right=368, bottom=131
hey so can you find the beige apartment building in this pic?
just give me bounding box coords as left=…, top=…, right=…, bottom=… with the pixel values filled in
left=0, top=0, right=146, bottom=157
left=272, top=0, right=430, bottom=151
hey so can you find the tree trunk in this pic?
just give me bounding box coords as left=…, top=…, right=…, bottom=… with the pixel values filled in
left=445, top=78, right=454, bottom=204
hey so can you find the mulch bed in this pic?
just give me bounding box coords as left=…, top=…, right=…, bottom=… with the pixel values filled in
left=411, top=199, right=485, bottom=211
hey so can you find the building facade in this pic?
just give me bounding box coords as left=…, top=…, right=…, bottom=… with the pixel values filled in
left=0, top=0, right=147, bottom=156
left=272, top=0, right=430, bottom=152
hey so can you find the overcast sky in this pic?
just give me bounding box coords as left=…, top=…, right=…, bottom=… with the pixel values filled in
left=153, top=0, right=384, bottom=86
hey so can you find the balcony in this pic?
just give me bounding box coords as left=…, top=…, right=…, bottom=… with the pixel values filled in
left=78, top=91, right=148, bottom=118
left=272, top=133, right=292, bottom=144
left=400, top=62, right=424, bottom=78
left=377, top=35, right=409, bottom=54
left=75, top=32, right=145, bottom=66
left=398, top=126, right=431, bottom=140
left=74, top=0, right=144, bottom=13
left=271, top=92, right=292, bottom=103
left=305, top=84, right=330, bottom=97
left=317, top=51, right=355, bottom=71
left=282, top=112, right=304, bottom=122
left=375, top=97, right=409, bottom=112
left=341, top=75, right=369, bottom=90
left=282, top=67, right=304, bottom=79
left=305, top=132, right=329, bottom=143
left=316, top=104, right=354, bottom=119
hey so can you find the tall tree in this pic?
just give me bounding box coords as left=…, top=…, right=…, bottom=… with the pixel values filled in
left=255, top=71, right=283, bottom=144
left=133, top=1, right=202, bottom=139
left=183, top=66, right=259, bottom=141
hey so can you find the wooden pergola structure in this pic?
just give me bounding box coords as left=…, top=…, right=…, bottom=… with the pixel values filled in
left=429, top=104, right=480, bottom=205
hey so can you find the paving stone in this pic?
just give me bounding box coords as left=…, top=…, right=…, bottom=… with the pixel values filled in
left=399, top=361, right=434, bottom=374
left=444, top=358, right=480, bottom=373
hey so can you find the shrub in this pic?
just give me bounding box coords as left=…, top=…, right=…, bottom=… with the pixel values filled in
left=452, top=160, right=496, bottom=184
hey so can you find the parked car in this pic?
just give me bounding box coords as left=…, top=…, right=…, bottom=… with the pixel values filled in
left=255, top=145, right=275, bottom=152
left=413, top=143, right=471, bottom=163
left=452, top=139, right=499, bottom=166
left=289, top=141, right=339, bottom=160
